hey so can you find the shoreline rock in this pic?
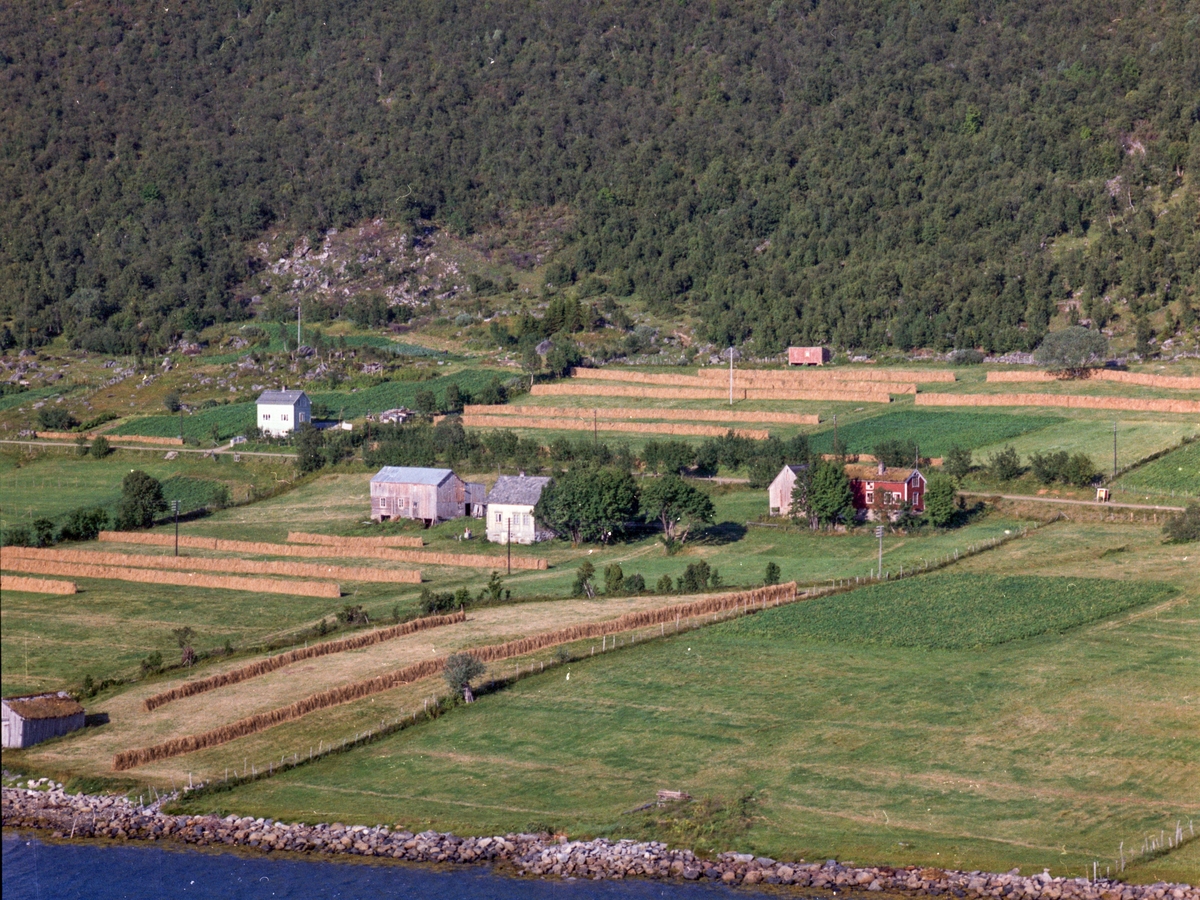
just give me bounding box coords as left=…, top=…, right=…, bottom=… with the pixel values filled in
left=3, top=786, right=1195, bottom=898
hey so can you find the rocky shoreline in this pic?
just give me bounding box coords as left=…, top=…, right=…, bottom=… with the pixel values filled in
left=3, top=785, right=1195, bottom=899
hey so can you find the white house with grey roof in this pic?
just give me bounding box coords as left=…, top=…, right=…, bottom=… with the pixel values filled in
left=486, top=474, right=554, bottom=544
left=256, top=389, right=311, bottom=437
left=370, top=466, right=485, bottom=525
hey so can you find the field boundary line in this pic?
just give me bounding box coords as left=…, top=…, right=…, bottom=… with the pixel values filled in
left=464, top=404, right=820, bottom=426
left=3, top=546, right=421, bottom=584
left=916, top=392, right=1200, bottom=414
left=2, top=557, right=340, bottom=598
left=533, top=383, right=891, bottom=403
left=112, top=583, right=799, bottom=770
left=142, top=609, right=468, bottom=711
left=0, top=574, right=77, bottom=594
left=286, top=531, right=424, bottom=549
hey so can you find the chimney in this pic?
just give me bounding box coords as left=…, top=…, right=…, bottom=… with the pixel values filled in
left=877, top=460, right=886, bottom=476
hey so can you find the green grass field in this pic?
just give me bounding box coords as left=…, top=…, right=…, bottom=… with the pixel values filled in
left=807, top=409, right=1065, bottom=457
left=181, top=545, right=1197, bottom=881
left=1115, top=441, right=1200, bottom=498
left=109, top=403, right=256, bottom=441
left=725, top=573, right=1176, bottom=649
left=310, top=367, right=507, bottom=419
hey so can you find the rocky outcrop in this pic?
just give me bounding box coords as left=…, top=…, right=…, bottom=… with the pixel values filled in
left=3, top=786, right=1195, bottom=899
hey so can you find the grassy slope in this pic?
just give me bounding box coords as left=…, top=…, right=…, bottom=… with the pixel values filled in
left=1114, top=441, right=1200, bottom=499
left=165, top=520, right=1198, bottom=882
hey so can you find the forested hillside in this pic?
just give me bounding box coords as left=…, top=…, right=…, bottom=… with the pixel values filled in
left=3, top=0, right=1198, bottom=354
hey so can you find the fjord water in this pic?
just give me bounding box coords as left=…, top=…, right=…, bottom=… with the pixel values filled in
left=2, top=833, right=743, bottom=899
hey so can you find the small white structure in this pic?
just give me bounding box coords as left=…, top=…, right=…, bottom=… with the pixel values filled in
left=768, top=464, right=807, bottom=516
left=256, top=389, right=311, bottom=437
left=2, top=692, right=85, bottom=749
left=486, top=475, right=554, bottom=544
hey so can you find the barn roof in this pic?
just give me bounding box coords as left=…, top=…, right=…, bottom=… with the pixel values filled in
left=486, top=475, right=552, bottom=506
left=844, top=465, right=922, bottom=482
left=2, top=692, right=84, bottom=720
left=256, top=389, right=308, bottom=405
left=370, top=466, right=456, bottom=486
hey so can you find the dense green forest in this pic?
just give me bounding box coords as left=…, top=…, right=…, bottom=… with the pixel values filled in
left=2, top=0, right=1198, bottom=354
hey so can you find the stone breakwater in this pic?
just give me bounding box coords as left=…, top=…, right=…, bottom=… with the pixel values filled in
left=3, top=786, right=1196, bottom=899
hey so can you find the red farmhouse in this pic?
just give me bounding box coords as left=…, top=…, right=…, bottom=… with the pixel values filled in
left=846, top=461, right=926, bottom=521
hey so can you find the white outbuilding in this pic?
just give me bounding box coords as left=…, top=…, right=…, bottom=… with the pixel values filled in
left=256, top=389, right=311, bottom=437
left=485, top=474, right=554, bottom=544
left=2, top=692, right=86, bottom=749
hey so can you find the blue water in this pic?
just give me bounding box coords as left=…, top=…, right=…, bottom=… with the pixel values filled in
left=2, top=833, right=743, bottom=899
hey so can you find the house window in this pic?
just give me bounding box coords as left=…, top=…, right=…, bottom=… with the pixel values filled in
left=262, top=414, right=271, bottom=420
left=865, top=492, right=874, bottom=505
left=495, top=513, right=502, bottom=523
left=281, top=414, right=289, bottom=421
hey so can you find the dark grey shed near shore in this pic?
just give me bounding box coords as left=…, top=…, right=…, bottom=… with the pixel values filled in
left=2, top=692, right=86, bottom=749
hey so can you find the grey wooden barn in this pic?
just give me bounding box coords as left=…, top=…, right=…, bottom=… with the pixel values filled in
left=369, top=466, right=485, bottom=525
left=2, top=692, right=86, bottom=749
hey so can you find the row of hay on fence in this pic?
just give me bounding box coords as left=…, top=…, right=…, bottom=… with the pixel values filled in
left=690, top=371, right=918, bottom=393
left=4, top=546, right=420, bottom=585
left=97, top=531, right=546, bottom=570
left=697, top=366, right=957, bottom=383
left=564, top=367, right=907, bottom=396
left=35, top=431, right=183, bottom=445
left=464, top=404, right=819, bottom=425
left=532, top=383, right=890, bottom=403
left=112, top=583, right=798, bottom=770
left=286, top=531, right=424, bottom=549
left=461, top=414, right=769, bottom=440
left=2, top=557, right=340, bottom=598
left=986, top=370, right=1200, bottom=390
left=142, top=609, right=468, bottom=712
left=0, top=574, right=77, bottom=594
left=915, top=393, right=1200, bottom=414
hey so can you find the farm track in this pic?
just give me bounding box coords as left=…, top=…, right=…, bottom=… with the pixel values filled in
left=959, top=492, right=1185, bottom=512
left=0, top=438, right=297, bottom=458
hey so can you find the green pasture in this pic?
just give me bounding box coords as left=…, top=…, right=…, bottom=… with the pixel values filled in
left=0, top=447, right=289, bottom=525
left=807, top=409, right=1064, bottom=458
left=194, top=558, right=1198, bottom=880
left=1114, top=441, right=1200, bottom=499
left=110, top=403, right=256, bottom=441
left=310, top=367, right=507, bottom=419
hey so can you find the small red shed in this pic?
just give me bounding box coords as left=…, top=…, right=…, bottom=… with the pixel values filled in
left=788, top=346, right=829, bottom=365
left=846, top=461, right=926, bottom=521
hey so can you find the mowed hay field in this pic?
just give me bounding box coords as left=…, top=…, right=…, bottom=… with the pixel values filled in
left=170, top=520, right=1198, bottom=882
left=1115, top=440, right=1200, bottom=499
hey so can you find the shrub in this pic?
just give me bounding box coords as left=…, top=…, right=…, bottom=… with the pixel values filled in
left=681, top=561, right=711, bottom=593
left=1, top=525, right=32, bottom=547
left=443, top=652, right=486, bottom=702
left=1063, top=453, right=1097, bottom=487
left=140, top=651, right=163, bottom=675
left=1162, top=503, right=1200, bottom=544
left=163, top=391, right=182, bottom=413
left=764, top=562, right=781, bottom=586
left=572, top=560, right=596, bottom=597
left=604, top=563, right=625, bottom=595
left=59, top=506, right=109, bottom=542
left=115, top=470, right=167, bottom=529
left=950, top=349, right=985, bottom=365
left=89, top=435, right=111, bottom=458
left=1033, top=326, right=1109, bottom=370
left=988, top=445, right=1023, bottom=481
left=924, top=474, right=960, bottom=527
left=336, top=604, right=369, bottom=625
left=32, top=517, right=56, bottom=547
left=622, top=572, right=646, bottom=593
left=944, top=445, right=973, bottom=480
left=873, top=438, right=920, bottom=468
left=655, top=573, right=674, bottom=594
left=37, top=407, right=78, bottom=431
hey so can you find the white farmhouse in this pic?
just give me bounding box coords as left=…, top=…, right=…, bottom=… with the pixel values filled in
left=486, top=474, right=554, bottom=544
left=256, top=389, right=311, bottom=437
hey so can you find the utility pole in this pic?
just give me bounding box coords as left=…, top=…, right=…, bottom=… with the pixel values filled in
left=172, top=500, right=181, bottom=557
left=729, top=347, right=734, bottom=406
left=593, top=409, right=598, bottom=446
left=297, top=300, right=302, bottom=349
left=178, top=407, right=183, bottom=442
left=1113, top=422, right=1118, bottom=481
left=876, top=524, right=884, bottom=578
left=507, top=518, right=512, bottom=575
left=833, top=414, right=838, bottom=457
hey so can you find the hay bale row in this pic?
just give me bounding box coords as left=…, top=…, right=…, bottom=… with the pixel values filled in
left=4, top=546, right=420, bottom=585
left=915, top=392, right=1200, bottom=414
left=697, top=366, right=957, bottom=383
left=533, top=383, right=889, bottom=403
left=97, top=531, right=543, bottom=569
left=112, top=583, right=797, bottom=770
left=690, top=371, right=917, bottom=393
left=566, top=368, right=718, bottom=388
left=464, top=404, right=820, bottom=425
left=986, top=370, right=1200, bottom=389
left=462, top=414, right=769, bottom=440
left=0, top=575, right=76, bottom=595
left=3, top=557, right=340, bottom=598
left=142, top=609, right=468, bottom=712
left=286, top=531, right=425, bottom=549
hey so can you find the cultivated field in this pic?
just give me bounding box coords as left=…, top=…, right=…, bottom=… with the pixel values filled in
left=1114, top=441, right=1200, bottom=499
left=169, top=519, right=1198, bottom=883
